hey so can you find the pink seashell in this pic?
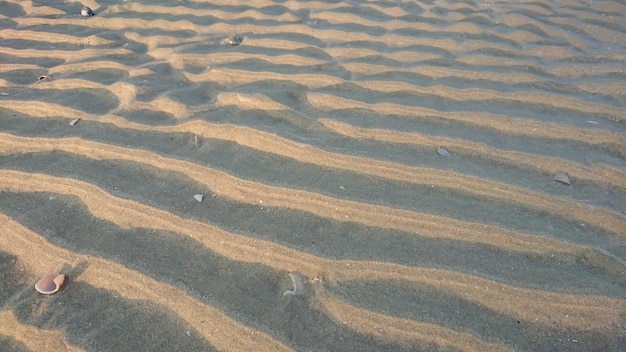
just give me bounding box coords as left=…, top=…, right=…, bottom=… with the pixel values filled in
left=35, top=273, right=66, bottom=295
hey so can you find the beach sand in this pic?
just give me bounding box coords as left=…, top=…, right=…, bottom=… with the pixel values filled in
left=1, top=0, right=625, bottom=351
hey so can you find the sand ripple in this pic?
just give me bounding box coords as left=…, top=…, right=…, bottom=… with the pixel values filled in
left=1, top=0, right=625, bottom=351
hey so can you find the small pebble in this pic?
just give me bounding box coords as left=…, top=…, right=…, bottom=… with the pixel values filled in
left=81, top=6, right=94, bottom=17
left=436, top=147, right=450, bottom=156
left=193, top=194, right=204, bottom=202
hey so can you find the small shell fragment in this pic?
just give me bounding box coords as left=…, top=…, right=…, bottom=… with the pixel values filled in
left=69, top=118, right=80, bottom=126
left=222, top=36, right=243, bottom=46
left=81, top=6, right=94, bottom=17
left=436, top=147, right=450, bottom=157
left=283, top=272, right=306, bottom=296
left=554, top=171, right=571, bottom=185
left=0, top=92, right=9, bottom=96
left=193, top=194, right=204, bottom=202
left=35, top=273, right=66, bottom=295
left=38, top=75, right=48, bottom=81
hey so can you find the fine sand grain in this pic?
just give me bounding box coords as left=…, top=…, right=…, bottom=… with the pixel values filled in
left=1, top=0, right=625, bottom=351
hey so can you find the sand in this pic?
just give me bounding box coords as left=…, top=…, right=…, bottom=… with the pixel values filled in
left=0, top=0, right=625, bottom=351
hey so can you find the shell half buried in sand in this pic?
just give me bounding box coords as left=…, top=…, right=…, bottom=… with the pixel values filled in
left=283, top=272, right=306, bottom=296
left=553, top=171, right=571, bottom=185
left=81, top=6, right=94, bottom=17
left=436, top=147, right=450, bottom=157
left=35, top=273, right=66, bottom=295
left=222, top=35, right=243, bottom=46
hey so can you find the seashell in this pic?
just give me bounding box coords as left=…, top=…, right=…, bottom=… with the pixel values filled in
left=38, top=75, right=48, bottom=81
left=436, top=147, right=450, bottom=157
left=81, top=6, right=94, bottom=17
left=553, top=171, right=571, bottom=185
left=69, top=118, right=80, bottom=126
left=283, top=272, right=306, bottom=296
left=35, top=273, right=66, bottom=295
left=193, top=194, right=204, bottom=202
left=0, top=92, right=9, bottom=96
left=222, top=36, right=243, bottom=46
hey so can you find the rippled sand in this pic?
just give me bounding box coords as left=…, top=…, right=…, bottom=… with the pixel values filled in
left=1, top=0, right=625, bottom=351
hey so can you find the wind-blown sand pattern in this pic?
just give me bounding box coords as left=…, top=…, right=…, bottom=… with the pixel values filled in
left=1, top=1, right=625, bottom=351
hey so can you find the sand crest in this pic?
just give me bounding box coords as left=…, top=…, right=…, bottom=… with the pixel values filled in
left=1, top=0, right=624, bottom=351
